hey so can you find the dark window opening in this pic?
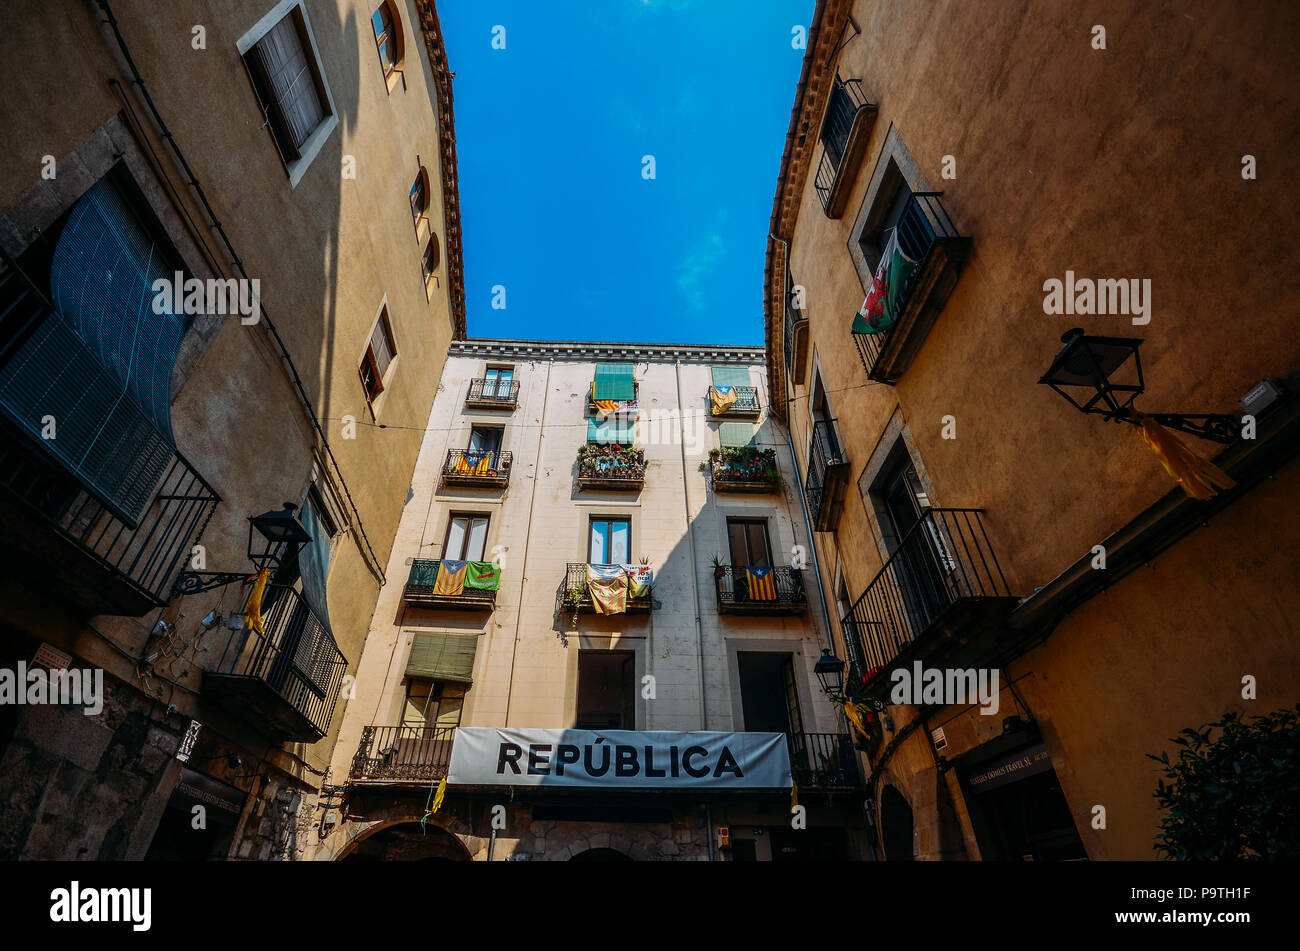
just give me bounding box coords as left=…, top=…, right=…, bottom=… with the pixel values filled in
left=727, top=517, right=773, bottom=568
left=575, top=650, right=635, bottom=730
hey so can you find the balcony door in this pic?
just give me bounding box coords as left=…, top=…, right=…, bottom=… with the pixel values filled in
left=575, top=650, right=635, bottom=729
left=738, top=652, right=807, bottom=771
left=878, top=457, right=952, bottom=642
left=589, top=516, right=630, bottom=565
left=468, top=425, right=502, bottom=456
left=444, top=514, right=489, bottom=562
left=483, top=366, right=513, bottom=399
left=727, top=518, right=772, bottom=568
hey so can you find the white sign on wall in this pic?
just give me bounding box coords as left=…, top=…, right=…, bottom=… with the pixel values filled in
left=447, top=728, right=792, bottom=790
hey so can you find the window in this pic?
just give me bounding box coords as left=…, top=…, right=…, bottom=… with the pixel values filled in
left=876, top=454, right=929, bottom=553
left=241, top=4, right=334, bottom=178
left=727, top=518, right=773, bottom=568
left=421, top=234, right=440, bottom=282
left=444, top=514, right=489, bottom=562
left=403, top=680, right=465, bottom=730
left=360, top=309, right=396, bottom=404
left=483, top=366, right=514, bottom=399
left=370, top=2, right=403, bottom=81
left=588, top=416, right=635, bottom=445
left=719, top=422, right=755, bottom=448
left=409, top=168, right=429, bottom=226
left=589, top=516, right=631, bottom=565
left=575, top=651, right=635, bottom=729
left=467, top=425, right=502, bottom=455
left=859, top=171, right=914, bottom=274
left=592, top=362, right=636, bottom=403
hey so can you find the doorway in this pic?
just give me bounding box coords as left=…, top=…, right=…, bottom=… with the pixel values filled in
left=575, top=650, right=635, bottom=729
left=738, top=652, right=806, bottom=772
left=879, top=785, right=914, bottom=861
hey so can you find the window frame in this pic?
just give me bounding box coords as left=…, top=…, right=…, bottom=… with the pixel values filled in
left=370, top=1, right=404, bottom=86
left=588, top=515, right=632, bottom=565
left=236, top=0, right=339, bottom=188
left=443, top=512, right=490, bottom=562
left=726, top=517, right=774, bottom=568
left=359, top=304, right=397, bottom=411
left=403, top=679, right=466, bottom=730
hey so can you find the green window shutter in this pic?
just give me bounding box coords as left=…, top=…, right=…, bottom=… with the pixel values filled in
left=719, top=422, right=755, bottom=448
left=594, top=362, right=636, bottom=400
left=406, top=632, right=478, bottom=685
left=711, top=366, right=752, bottom=388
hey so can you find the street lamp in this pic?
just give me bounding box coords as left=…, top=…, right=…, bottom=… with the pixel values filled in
left=173, top=502, right=312, bottom=595
left=814, top=648, right=846, bottom=702
left=1038, top=328, right=1238, bottom=443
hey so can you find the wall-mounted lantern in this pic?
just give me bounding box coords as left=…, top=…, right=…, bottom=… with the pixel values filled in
left=173, top=502, right=312, bottom=595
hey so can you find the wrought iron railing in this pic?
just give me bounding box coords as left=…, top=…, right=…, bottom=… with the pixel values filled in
left=709, top=447, right=779, bottom=491
left=709, top=385, right=760, bottom=416
left=560, top=562, right=654, bottom=614
left=211, top=584, right=347, bottom=738
left=840, top=508, right=1012, bottom=686
left=853, top=192, right=966, bottom=378
left=789, top=732, right=859, bottom=790
left=804, top=419, right=848, bottom=529
left=714, top=566, right=806, bottom=610
left=350, top=724, right=456, bottom=782
left=404, top=559, right=498, bottom=605
left=0, top=415, right=219, bottom=610
left=466, top=378, right=519, bottom=406
left=577, top=444, right=645, bottom=485
left=441, top=449, right=512, bottom=482
left=814, top=76, right=871, bottom=212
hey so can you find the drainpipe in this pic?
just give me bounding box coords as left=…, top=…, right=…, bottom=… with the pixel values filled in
left=674, top=358, right=708, bottom=730
left=705, top=802, right=716, bottom=862
left=487, top=823, right=498, bottom=862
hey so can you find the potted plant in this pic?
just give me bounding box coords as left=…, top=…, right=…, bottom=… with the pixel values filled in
left=709, top=553, right=726, bottom=580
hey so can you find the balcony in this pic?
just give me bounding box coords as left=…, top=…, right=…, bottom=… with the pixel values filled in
left=804, top=420, right=849, bottom=532
left=853, top=192, right=971, bottom=384
left=577, top=442, right=645, bottom=491
left=588, top=380, right=639, bottom=415
left=714, top=566, right=807, bottom=616
left=349, top=725, right=456, bottom=784
left=0, top=416, right=219, bottom=617
left=203, top=585, right=347, bottom=742
left=465, top=378, right=519, bottom=409
left=403, top=559, right=498, bottom=611
left=559, top=563, right=654, bottom=617
left=441, top=449, right=512, bottom=488
left=708, top=385, right=760, bottom=418
left=708, top=447, right=779, bottom=493
left=814, top=76, right=878, bottom=218
left=839, top=508, right=1018, bottom=703
left=789, top=733, right=860, bottom=791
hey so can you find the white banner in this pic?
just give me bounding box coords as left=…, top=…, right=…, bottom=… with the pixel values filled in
left=447, top=728, right=791, bottom=789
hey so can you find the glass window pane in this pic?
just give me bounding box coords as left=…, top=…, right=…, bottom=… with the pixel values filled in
left=748, top=523, right=772, bottom=566
left=446, top=516, right=467, bottom=560
left=610, top=520, right=630, bottom=564
left=590, top=520, right=607, bottom=564
left=403, top=680, right=432, bottom=725
left=728, top=521, right=747, bottom=567
left=466, top=517, right=488, bottom=561
left=435, top=685, right=464, bottom=730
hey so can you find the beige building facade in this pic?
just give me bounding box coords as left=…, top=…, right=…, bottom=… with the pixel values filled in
left=0, top=0, right=462, bottom=859
left=316, top=340, right=873, bottom=861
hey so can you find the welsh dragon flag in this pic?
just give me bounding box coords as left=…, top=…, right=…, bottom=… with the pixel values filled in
left=852, top=230, right=917, bottom=335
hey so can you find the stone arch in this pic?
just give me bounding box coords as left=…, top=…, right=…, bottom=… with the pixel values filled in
left=570, top=847, right=633, bottom=861
left=324, top=806, right=478, bottom=862
left=340, top=819, right=473, bottom=862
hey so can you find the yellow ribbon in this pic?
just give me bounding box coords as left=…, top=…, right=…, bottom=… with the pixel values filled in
left=843, top=700, right=872, bottom=744
left=430, top=777, right=447, bottom=814
left=1131, top=412, right=1236, bottom=500
left=790, top=780, right=798, bottom=811
left=243, top=567, right=271, bottom=634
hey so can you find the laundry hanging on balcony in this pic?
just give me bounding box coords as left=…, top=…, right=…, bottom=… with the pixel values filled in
left=620, top=564, right=654, bottom=599
left=852, top=229, right=917, bottom=336
left=709, top=386, right=738, bottom=415
left=455, top=450, right=492, bottom=475
left=433, top=560, right=469, bottom=596
left=744, top=566, right=777, bottom=601
left=587, top=563, right=627, bottom=614
left=0, top=175, right=190, bottom=525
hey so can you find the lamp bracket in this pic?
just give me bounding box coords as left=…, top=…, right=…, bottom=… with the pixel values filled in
left=172, top=571, right=257, bottom=597
left=1112, top=410, right=1238, bottom=444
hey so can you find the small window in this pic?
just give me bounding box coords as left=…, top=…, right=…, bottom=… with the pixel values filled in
left=444, top=514, right=489, bottom=562
left=371, top=3, right=402, bottom=80
left=403, top=680, right=465, bottom=730
left=243, top=7, right=331, bottom=164
left=360, top=309, right=396, bottom=404
left=727, top=518, right=773, bottom=568
left=589, top=516, right=631, bottom=565
left=409, top=168, right=429, bottom=226
left=421, top=234, right=440, bottom=282
left=575, top=651, right=635, bottom=730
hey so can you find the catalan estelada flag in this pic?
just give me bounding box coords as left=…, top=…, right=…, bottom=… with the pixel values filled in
left=456, top=450, right=491, bottom=475
left=434, top=560, right=468, bottom=596
left=745, top=566, right=777, bottom=601
left=587, top=563, right=627, bottom=614
left=709, top=385, right=738, bottom=415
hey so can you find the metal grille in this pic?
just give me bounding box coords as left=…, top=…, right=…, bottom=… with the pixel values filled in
left=350, top=725, right=456, bottom=782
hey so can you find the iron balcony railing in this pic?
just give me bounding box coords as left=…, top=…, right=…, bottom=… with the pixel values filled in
left=815, top=76, right=872, bottom=213
left=466, top=378, right=519, bottom=407
left=404, top=559, right=497, bottom=607
left=708, top=448, right=779, bottom=492
left=350, top=724, right=456, bottom=783
left=840, top=508, right=1012, bottom=689
left=210, top=584, right=347, bottom=740
left=714, top=566, right=807, bottom=613
left=709, top=385, right=760, bottom=416
left=804, top=419, right=849, bottom=531
left=561, top=562, right=654, bottom=614
left=789, top=732, right=859, bottom=790
left=441, top=449, right=512, bottom=484
left=853, top=192, right=966, bottom=379
left=587, top=381, right=639, bottom=414
left=0, top=415, right=219, bottom=613
left=577, top=445, right=646, bottom=488
left=784, top=300, right=807, bottom=386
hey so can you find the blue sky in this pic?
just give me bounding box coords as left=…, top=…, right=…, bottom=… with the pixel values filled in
left=437, top=0, right=811, bottom=346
